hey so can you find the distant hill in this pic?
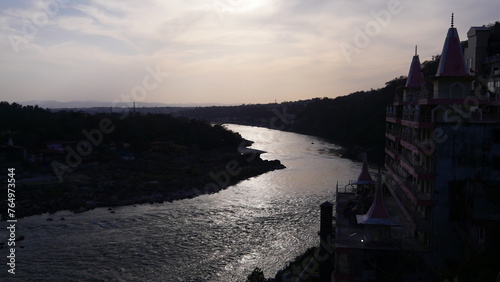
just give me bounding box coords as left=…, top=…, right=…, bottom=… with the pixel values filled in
left=19, top=100, right=230, bottom=109
left=14, top=55, right=441, bottom=164
left=0, top=101, right=285, bottom=218
left=0, top=101, right=242, bottom=151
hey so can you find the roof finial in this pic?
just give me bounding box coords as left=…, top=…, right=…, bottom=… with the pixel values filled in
left=451, top=13, right=454, bottom=28
left=415, top=45, right=417, bottom=56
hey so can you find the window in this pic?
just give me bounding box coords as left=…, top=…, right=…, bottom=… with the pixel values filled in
left=488, top=81, right=494, bottom=90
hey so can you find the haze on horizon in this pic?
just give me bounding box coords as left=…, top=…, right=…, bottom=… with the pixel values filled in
left=1, top=0, right=499, bottom=106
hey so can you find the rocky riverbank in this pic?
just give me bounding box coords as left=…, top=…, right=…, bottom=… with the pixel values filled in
left=2, top=146, right=284, bottom=219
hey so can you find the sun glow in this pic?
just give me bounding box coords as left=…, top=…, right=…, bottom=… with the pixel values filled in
left=228, top=0, right=274, bottom=14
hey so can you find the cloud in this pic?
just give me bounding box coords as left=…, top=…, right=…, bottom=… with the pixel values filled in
left=0, top=0, right=499, bottom=105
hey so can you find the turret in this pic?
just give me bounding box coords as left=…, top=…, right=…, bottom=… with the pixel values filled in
left=352, top=152, right=374, bottom=185
left=403, top=46, right=426, bottom=103
left=353, top=152, right=375, bottom=213
left=433, top=13, right=474, bottom=99
left=356, top=172, right=400, bottom=226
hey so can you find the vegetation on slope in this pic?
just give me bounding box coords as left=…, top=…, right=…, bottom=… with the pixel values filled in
left=0, top=102, right=284, bottom=218
left=176, top=56, right=441, bottom=163
left=0, top=102, right=242, bottom=151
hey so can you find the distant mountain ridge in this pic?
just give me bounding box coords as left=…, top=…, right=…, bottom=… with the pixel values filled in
left=19, top=100, right=230, bottom=109
left=16, top=54, right=441, bottom=165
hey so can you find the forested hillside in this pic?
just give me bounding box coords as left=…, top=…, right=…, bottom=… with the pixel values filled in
left=177, top=56, right=441, bottom=163
left=0, top=103, right=285, bottom=217
left=0, top=102, right=242, bottom=151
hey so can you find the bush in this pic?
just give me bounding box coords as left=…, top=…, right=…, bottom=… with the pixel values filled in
left=247, top=267, right=267, bottom=282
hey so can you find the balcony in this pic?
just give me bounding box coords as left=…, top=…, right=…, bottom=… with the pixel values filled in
left=416, top=90, right=500, bottom=105
left=402, top=178, right=433, bottom=206
left=387, top=165, right=417, bottom=204
left=385, top=127, right=398, bottom=135
left=384, top=174, right=431, bottom=233
left=400, top=91, right=431, bottom=102
left=386, top=111, right=401, bottom=123
left=401, top=113, right=434, bottom=128
left=399, top=154, right=434, bottom=181
left=419, top=94, right=500, bottom=107
left=385, top=132, right=400, bottom=142
left=385, top=161, right=433, bottom=206
left=400, top=138, right=426, bottom=155
left=384, top=171, right=415, bottom=228
left=385, top=146, right=400, bottom=160
left=400, top=131, right=434, bottom=153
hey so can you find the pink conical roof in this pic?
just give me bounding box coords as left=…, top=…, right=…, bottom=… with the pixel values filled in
left=435, top=18, right=470, bottom=77
left=356, top=173, right=400, bottom=226
left=352, top=152, right=374, bottom=185
left=406, top=47, right=425, bottom=88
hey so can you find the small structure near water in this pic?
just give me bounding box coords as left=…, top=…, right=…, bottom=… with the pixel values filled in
left=332, top=153, right=417, bottom=281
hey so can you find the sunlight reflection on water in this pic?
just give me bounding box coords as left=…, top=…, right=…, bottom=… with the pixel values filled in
left=0, top=125, right=363, bottom=281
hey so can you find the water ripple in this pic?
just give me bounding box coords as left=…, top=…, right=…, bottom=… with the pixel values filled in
left=0, top=125, right=361, bottom=282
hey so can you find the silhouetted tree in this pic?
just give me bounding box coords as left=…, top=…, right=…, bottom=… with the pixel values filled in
left=247, top=267, right=267, bottom=282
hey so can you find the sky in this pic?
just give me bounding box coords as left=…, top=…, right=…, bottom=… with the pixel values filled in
left=0, top=0, right=499, bottom=106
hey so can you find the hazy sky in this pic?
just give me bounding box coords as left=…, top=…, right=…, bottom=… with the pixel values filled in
left=1, top=0, right=499, bottom=106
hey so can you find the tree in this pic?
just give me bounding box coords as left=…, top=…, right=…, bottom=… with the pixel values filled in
left=247, top=267, right=267, bottom=282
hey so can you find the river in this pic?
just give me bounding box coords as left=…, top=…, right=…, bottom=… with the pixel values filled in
left=0, top=124, right=363, bottom=281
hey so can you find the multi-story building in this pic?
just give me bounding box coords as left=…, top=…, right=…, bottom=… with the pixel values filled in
left=464, top=23, right=500, bottom=96
left=384, top=17, right=500, bottom=276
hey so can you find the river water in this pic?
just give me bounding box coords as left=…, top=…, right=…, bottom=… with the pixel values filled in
left=0, top=125, right=362, bottom=281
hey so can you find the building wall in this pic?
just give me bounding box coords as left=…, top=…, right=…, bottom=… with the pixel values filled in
left=427, top=123, right=500, bottom=264
left=432, top=79, right=473, bottom=99
left=464, top=28, right=491, bottom=74
left=381, top=23, right=500, bottom=279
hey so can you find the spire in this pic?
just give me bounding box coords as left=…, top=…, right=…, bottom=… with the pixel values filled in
left=356, top=173, right=400, bottom=225
left=352, top=152, right=375, bottom=185
left=435, top=13, right=470, bottom=77
left=405, top=46, right=425, bottom=88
